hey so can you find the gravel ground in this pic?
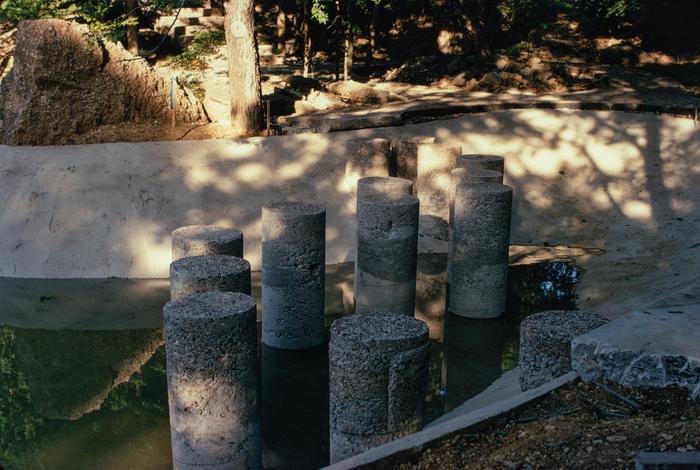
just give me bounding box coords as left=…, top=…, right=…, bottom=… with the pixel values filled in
left=400, top=381, right=699, bottom=469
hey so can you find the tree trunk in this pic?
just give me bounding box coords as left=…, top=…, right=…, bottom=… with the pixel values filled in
left=126, top=0, right=139, bottom=54
left=276, top=4, right=286, bottom=52
left=367, top=1, right=378, bottom=73
left=343, top=0, right=353, bottom=80
left=225, top=0, right=263, bottom=136
left=302, top=0, right=312, bottom=77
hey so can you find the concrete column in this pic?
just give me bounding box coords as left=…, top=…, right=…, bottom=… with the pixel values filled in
left=449, top=182, right=512, bottom=318
left=357, top=175, right=412, bottom=200
left=164, top=291, right=261, bottom=470
left=262, top=202, right=326, bottom=349
left=170, top=255, right=251, bottom=300
left=171, top=225, right=244, bottom=261
left=520, top=310, right=606, bottom=391
left=447, top=168, right=505, bottom=284
left=456, top=154, right=505, bottom=177
left=415, top=143, right=461, bottom=244
left=344, top=138, right=390, bottom=193
left=355, top=189, right=419, bottom=316
left=329, top=312, right=429, bottom=463
left=390, top=136, right=435, bottom=192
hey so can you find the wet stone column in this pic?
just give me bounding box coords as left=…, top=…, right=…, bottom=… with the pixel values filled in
left=415, top=143, right=461, bottom=243
left=164, top=291, right=261, bottom=470
left=262, top=202, right=326, bottom=349
left=355, top=185, right=419, bottom=316
left=449, top=182, right=513, bottom=318
left=171, top=225, right=244, bottom=261
left=344, top=138, right=391, bottom=193
left=170, top=255, right=251, bottom=300
left=456, top=154, right=505, bottom=178
left=390, top=136, right=435, bottom=192
left=329, top=313, right=430, bottom=463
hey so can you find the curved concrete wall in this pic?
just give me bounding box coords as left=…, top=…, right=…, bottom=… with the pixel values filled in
left=1, top=109, right=698, bottom=316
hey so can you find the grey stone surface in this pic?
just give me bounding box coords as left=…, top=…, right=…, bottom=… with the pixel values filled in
left=519, top=310, right=607, bottom=391
left=390, top=137, right=435, bottom=193
left=448, top=183, right=512, bottom=318
left=344, top=138, right=391, bottom=193
left=416, top=143, right=461, bottom=242
left=571, top=307, right=700, bottom=395
left=171, top=225, right=244, bottom=261
left=261, top=202, right=326, bottom=349
left=355, top=190, right=419, bottom=316
left=163, top=292, right=261, bottom=469
left=456, top=154, right=505, bottom=178
left=169, top=255, right=251, bottom=300
left=329, top=313, right=430, bottom=463
left=357, top=176, right=412, bottom=200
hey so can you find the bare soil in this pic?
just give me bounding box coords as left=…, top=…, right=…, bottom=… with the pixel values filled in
left=400, top=382, right=700, bottom=469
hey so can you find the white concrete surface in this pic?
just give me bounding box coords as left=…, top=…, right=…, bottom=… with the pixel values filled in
left=1, top=110, right=699, bottom=318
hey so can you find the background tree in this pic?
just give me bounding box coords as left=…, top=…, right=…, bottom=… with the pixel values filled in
left=225, top=0, right=263, bottom=135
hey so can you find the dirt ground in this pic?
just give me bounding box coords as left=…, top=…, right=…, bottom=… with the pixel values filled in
left=400, top=381, right=700, bottom=469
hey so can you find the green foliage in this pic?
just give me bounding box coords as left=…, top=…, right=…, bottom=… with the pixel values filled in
left=502, top=0, right=573, bottom=34
left=171, top=30, right=226, bottom=69
left=0, top=0, right=80, bottom=24
left=0, top=327, right=45, bottom=468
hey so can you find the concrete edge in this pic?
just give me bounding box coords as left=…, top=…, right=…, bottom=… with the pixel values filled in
left=280, top=99, right=699, bottom=134
left=321, top=371, right=578, bottom=470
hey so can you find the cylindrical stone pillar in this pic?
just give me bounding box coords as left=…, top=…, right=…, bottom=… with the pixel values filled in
left=447, top=168, right=505, bottom=284
left=344, top=138, right=391, bottom=194
left=262, top=202, right=326, bottom=349
left=357, top=176, right=412, bottom=200
left=390, top=136, right=435, bottom=192
left=355, top=190, right=419, bottom=316
left=416, top=143, right=461, bottom=243
left=171, top=225, right=244, bottom=261
left=456, top=154, right=505, bottom=177
left=449, top=183, right=512, bottom=318
left=164, top=292, right=261, bottom=470
left=329, top=313, right=430, bottom=463
left=170, top=255, right=251, bottom=300
left=519, top=310, right=607, bottom=391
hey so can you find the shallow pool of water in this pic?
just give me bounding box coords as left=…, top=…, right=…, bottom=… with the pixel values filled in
left=0, top=248, right=585, bottom=469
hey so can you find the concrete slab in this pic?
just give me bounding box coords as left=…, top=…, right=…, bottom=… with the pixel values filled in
left=571, top=306, right=700, bottom=396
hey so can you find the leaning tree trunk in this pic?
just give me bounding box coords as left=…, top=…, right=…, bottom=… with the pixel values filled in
left=225, top=0, right=263, bottom=136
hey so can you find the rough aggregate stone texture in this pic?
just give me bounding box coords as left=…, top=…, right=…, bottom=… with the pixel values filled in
left=163, top=292, right=261, bottom=469
left=571, top=308, right=700, bottom=395
left=519, top=310, right=607, bottom=391
left=170, top=255, right=251, bottom=300
left=355, top=191, right=419, bottom=316
left=345, top=138, right=391, bottom=193
left=449, top=183, right=512, bottom=318
left=329, top=313, right=430, bottom=463
left=357, top=176, right=413, bottom=201
left=171, top=225, right=244, bottom=261
left=456, top=154, right=505, bottom=177
left=0, top=20, right=207, bottom=145
left=390, top=136, right=436, bottom=193
left=416, top=143, right=462, bottom=242
left=261, top=202, right=326, bottom=349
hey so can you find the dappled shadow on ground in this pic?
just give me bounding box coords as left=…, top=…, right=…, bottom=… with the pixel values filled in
left=1, top=108, right=698, bottom=317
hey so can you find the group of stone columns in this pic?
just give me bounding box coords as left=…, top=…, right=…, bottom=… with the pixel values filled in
left=159, top=135, right=514, bottom=468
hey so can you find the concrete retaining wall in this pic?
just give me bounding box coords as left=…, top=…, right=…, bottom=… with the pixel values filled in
left=1, top=110, right=699, bottom=319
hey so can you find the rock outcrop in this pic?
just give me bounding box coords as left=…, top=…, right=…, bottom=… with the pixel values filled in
left=0, top=19, right=208, bottom=145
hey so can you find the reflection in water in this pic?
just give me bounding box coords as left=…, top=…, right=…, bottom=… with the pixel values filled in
left=443, top=314, right=519, bottom=411
left=0, top=247, right=583, bottom=469
left=261, top=345, right=329, bottom=469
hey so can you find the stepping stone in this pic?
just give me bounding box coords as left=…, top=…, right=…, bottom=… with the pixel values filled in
left=571, top=306, right=700, bottom=396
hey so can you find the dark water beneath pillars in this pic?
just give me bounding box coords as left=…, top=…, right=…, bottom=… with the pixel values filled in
left=0, top=247, right=590, bottom=470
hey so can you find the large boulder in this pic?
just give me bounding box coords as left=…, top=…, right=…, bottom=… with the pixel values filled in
left=327, top=79, right=404, bottom=105
left=0, top=20, right=208, bottom=145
